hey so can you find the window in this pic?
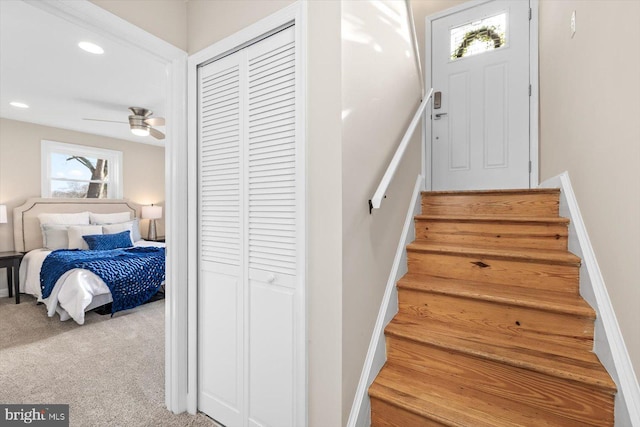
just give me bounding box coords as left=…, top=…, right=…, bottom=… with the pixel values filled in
left=41, top=140, right=123, bottom=199
left=450, top=12, right=507, bottom=60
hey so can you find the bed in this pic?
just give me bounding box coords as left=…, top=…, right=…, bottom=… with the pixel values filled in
left=14, top=198, right=165, bottom=325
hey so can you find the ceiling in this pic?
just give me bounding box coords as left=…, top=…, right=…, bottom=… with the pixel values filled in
left=0, top=1, right=168, bottom=146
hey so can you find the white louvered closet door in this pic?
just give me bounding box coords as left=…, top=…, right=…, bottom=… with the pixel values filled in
left=245, top=27, right=298, bottom=427
left=198, top=25, right=301, bottom=427
left=198, top=50, right=245, bottom=427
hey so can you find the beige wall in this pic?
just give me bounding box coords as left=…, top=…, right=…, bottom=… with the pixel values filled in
left=90, top=0, right=188, bottom=51
left=539, top=0, right=640, bottom=381
left=341, top=0, right=422, bottom=423
left=0, top=118, right=166, bottom=290
left=307, top=3, right=344, bottom=425
left=187, top=0, right=295, bottom=54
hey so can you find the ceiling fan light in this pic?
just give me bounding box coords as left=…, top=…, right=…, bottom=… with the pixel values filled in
left=131, top=125, right=150, bottom=137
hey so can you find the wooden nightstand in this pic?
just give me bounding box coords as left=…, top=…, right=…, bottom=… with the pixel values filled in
left=0, top=251, right=24, bottom=304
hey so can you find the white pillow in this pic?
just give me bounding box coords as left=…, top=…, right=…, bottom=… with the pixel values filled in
left=100, top=219, right=142, bottom=242
left=68, top=225, right=103, bottom=250
left=38, top=211, right=90, bottom=225
left=41, top=224, right=71, bottom=250
left=90, top=211, right=132, bottom=225
left=102, top=222, right=134, bottom=245
left=130, top=218, right=142, bottom=242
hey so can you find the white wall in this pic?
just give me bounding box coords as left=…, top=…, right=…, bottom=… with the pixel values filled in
left=539, top=0, right=640, bottom=383
left=341, top=1, right=422, bottom=424
left=0, top=118, right=165, bottom=294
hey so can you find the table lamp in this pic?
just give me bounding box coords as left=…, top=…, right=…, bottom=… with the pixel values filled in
left=141, top=204, right=162, bottom=240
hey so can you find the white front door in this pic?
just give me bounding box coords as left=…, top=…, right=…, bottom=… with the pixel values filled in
left=430, top=0, right=531, bottom=190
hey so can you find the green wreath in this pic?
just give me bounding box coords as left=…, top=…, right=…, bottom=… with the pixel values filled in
left=453, top=26, right=503, bottom=59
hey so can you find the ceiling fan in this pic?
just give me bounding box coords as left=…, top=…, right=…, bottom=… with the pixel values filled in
left=84, top=107, right=165, bottom=140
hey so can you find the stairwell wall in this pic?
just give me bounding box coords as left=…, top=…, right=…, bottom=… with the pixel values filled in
left=538, top=0, right=640, bottom=384
left=341, top=1, right=422, bottom=424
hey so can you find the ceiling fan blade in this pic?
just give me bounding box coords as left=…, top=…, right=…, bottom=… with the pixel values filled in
left=149, top=127, right=165, bottom=140
left=145, top=117, right=165, bottom=127
left=83, top=118, right=128, bottom=124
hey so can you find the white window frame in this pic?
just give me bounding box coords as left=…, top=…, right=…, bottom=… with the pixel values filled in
left=41, top=140, right=123, bottom=199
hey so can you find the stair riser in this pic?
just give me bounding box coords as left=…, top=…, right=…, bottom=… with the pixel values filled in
left=422, top=192, right=559, bottom=218
left=385, top=337, right=614, bottom=426
left=370, top=398, right=448, bottom=427
left=407, top=251, right=580, bottom=293
left=415, top=219, right=568, bottom=250
left=397, top=289, right=594, bottom=348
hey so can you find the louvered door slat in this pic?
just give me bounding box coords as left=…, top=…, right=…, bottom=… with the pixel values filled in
left=199, top=58, right=241, bottom=267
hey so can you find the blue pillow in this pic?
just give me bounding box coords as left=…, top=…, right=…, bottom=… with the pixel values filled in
left=83, top=230, right=133, bottom=250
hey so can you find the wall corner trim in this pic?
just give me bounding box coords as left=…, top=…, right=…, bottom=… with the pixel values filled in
left=346, top=174, right=423, bottom=427
left=539, top=171, right=640, bottom=426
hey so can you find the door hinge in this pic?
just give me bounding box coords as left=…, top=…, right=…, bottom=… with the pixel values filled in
left=529, top=8, right=532, bottom=20
left=529, top=84, right=532, bottom=96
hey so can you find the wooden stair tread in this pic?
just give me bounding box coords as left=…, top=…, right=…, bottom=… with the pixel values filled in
left=385, top=338, right=614, bottom=425
left=421, top=189, right=560, bottom=218
left=422, top=188, right=560, bottom=196
left=407, top=241, right=581, bottom=265
left=369, top=363, right=593, bottom=427
left=385, top=316, right=616, bottom=392
left=397, top=273, right=594, bottom=318
left=415, top=214, right=569, bottom=224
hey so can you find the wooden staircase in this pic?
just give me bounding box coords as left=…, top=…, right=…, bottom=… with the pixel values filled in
left=369, top=189, right=616, bottom=426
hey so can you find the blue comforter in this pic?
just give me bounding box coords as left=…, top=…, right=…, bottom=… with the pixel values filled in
left=41, top=247, right=165, bottom=314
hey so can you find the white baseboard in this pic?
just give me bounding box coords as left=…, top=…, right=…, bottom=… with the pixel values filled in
left=346, top=174, right=423, bottom=427
left=539, top=171, right=640, bottom=427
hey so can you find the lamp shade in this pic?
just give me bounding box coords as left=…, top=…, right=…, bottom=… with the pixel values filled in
left=0, top=205, right=6, bottom=224
left=141, top=205, right=162, bottom=220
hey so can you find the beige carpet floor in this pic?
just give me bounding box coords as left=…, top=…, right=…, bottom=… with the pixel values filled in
left=0, top=295, right=218, bottom=427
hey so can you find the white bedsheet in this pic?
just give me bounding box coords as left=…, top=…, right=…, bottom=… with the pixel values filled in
left=19, top=240, right=165, bottom=325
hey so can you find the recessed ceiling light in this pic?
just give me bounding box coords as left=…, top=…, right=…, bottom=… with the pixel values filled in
left=78, top=41, right=104, bottom=55
left=9, top=101, right=29, bottom=109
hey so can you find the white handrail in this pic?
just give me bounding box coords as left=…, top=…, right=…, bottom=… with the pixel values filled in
left=369, top=88, right=433, bottom=213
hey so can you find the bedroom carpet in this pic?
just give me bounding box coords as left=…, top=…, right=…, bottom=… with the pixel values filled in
left=0, top=295, right=219, bottom=427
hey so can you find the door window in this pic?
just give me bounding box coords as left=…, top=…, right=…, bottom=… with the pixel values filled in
left=450, top=12, right=507, bottom=60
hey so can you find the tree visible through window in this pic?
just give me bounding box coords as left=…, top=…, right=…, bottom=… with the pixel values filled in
left=42, top=140, right=122, bottom=199
left=52, top=155, right=109, bottom=198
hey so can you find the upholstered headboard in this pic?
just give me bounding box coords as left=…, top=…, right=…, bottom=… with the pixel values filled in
left=13, top=198, right=141, bottom=252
